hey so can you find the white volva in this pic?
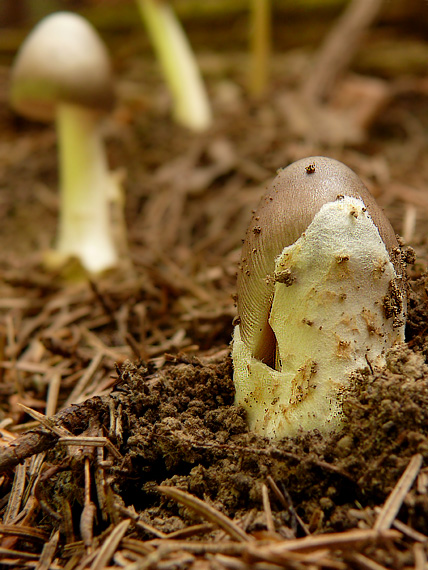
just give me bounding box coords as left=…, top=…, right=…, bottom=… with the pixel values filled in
left=232, top=196, right=405, bottom=438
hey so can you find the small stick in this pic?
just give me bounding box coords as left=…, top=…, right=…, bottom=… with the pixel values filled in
left=0, top=397, right=107, bottom=474
left=414, top=542, right=428, bottom=570
left=157, top=486, right=251, bottom=543
left=3, top=462, right=26, bottom=523
left=125, top=332, right=143, bottom=361
left=374, top=454, right=423, bottom=531
left=373, top=510, right=428, bottom=542
left=88, top=279, right=116, bottom=321
left=302, top=0, right=384, bottom=103
left=345, top=552, right=389, bottom=570
left=257, top=528, right=401, bottom=554
left=81, top=458, right=96, bottom=553
left=62, top=352, right=103, bottom=408
left=37, top=529, right=60, bottom=570
left=402, top=203, right=417, bottom=244
left=90, top=519, right=131, bottom=570
left=18, top=404, right=72, bottom=438
left=57, top=436, right=122, bottom=460
left=45, top=372, right=61, bottom=417
left=261, top=483, right=275, bottom=533
left=267, top=475, right=309, bottom=536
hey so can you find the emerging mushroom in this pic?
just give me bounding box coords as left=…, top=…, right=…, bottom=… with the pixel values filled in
left=10, top=11, right=120, bottom=274
left=232, top=156, right=406, bottom=438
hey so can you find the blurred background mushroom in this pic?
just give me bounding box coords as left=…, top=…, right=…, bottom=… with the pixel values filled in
left=135, top=0, right=212, bottom=132
left=9, top=11, right=127, bottom=275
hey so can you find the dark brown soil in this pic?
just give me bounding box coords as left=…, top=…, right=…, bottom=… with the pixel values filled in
left=37, top=308, right=428, bottom=539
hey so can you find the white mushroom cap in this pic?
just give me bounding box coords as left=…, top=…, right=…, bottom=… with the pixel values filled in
left=10, top=11, right=115, bottom=122
left=237, top=156, right=405, bottom=368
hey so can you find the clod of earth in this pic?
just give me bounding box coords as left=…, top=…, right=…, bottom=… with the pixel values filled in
left=232, top=156, right=407, bottom=438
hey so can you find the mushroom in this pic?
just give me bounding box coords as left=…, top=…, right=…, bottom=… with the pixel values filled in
left=232, top=156, right=406, bottom=438
left=136, top=0, right=212, bottom=131
left=10, top=11, right=119, bottom=274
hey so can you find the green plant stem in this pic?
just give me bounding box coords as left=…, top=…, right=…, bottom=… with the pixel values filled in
left=249, top=0, right=271, bottom=97
left=136, top=0, right=212, bottom=131
left=55, top=103, right=117, bottom=273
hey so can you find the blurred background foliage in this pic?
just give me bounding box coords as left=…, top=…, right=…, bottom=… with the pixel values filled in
left=1, top=0, right=428, bottom=81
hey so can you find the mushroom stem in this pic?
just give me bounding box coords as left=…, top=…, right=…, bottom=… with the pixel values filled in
left=136, top=0, right=212, bottom=131
left=55, top=103, right=117, bottom=273
left=248, top=0, right=271, bottom=97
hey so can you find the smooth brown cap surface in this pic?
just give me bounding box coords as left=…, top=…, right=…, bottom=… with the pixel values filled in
left=237, top=156, right=403, bottom=367
left=10, top=11, right=115, bottom=121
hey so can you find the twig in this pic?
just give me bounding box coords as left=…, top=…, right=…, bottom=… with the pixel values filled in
left=157, top=486, right=251, bottom=543
left=0, top=397, right=107, bottom=473
left=118, top=501, right=213, bottom=543
left=302, top=0, right=384, bottom=103
left=345, top=552, right=389, bottom=570
left=0, top=523, right=49, bottom=542
left=402, top=204, right=417, bottom=244
left=18, top=404, right=72, bottom=438
left=62, top=352, right=103, bottom=407
left=0, top=430, right=56, bottom=474
left=3, top=462, right=26, bottom=523
left=0, top=547, right=38, bottom=561
left=391, top=518, right=428, bottom=543
left=266, top=475, right=309, bottom=536
left=120, top=537, right=155, bottom=556
left=36, top=529, right=60, bottom=570
left=145, top=540, right=247, bottom=556
left=90, top=519, right=131, bottom=570
left=45, top=372, right=61, bottom=417
left=125, top=332, right=143, bottom=361
left=261, top=483, right=275, bottom=533
left=0, top=361, right=71, bottom=375
left=252, top=528, right=401, bottom=555
left=57, top=436, right=122, bottom=460
left=88, top=279, right=116, bottom=322
left=413, top=542, right=428, bottom=570
left=373, top=454, right=423, bottom=531
left=80, top=458, right=96, bottom=554
left=388, top=182, right=428, bottom=211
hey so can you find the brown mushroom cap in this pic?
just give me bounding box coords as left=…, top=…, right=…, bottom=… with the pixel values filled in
left=10, top=11, right=115, bottom=122
left=237, top=156, right=404, bottom=367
